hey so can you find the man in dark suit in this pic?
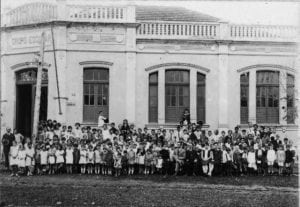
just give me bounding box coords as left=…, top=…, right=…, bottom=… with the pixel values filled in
left=2, top=127, right=15, bottom=170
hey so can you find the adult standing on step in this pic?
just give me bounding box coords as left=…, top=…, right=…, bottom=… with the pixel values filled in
left=2, top=127, right=15, bottom=170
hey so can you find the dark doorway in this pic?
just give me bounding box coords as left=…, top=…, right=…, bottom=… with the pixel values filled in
left=16, top=84, right=48, bottom=137
left=15, top=69, right=48, bottom=137
left=16, top=85, right=32, bottom=137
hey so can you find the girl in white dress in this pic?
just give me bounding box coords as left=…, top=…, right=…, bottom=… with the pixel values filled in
left=48, top=145, right=56, bottom=174
left=55, top=145, right=65, bottom=174
left=79, top=145, right=88, bottom=174
left=9, top=141, right=19, bottom=176
left=156, top=155, right=163, bottom=174
left=247, top=147, right=257, bottom=174
left=40, top=145, right=48, bottom=174
left=94, top=145, right=101, bottom=175
left=267, top=145, right=276, bottom=175
left=137, top=149, right=145, bottom=174
left=18, top=145, right=26, bottom=175
left=65, top=144, right=74, bottom=174
left=25, top=143, right=35, bottom=176
left=87, top=145, right=95, bottom=174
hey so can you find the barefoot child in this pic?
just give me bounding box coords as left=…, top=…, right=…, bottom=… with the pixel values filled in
left=10, top=141, right=19, bottom=177
left=276, top=145, right=285, bottom=175
left=94, top=145, right=101, bottom=175
left=79, top=144, right=87, bottom=174
left=65, top=144, right=73, bottom=174
left=87, top=145, right=95, bottom=174
left=127, top=147, right=136, bottom=175
left=48, top=145, right=56, bottom=174
left=267, top=145, right=276, bottom=175
left=25, top=143, right=35, bottom=176
left=247, top=147, right=257, bottom=175
left=114, top=152, right=122, bottom=177
left=55, top=145, right=65, bottom=174
left=17, top=145, right=26, bottom=175
left=40, top=145, right=48, bottom=175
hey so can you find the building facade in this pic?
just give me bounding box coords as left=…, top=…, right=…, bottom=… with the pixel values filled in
left=1, top=1, right=299, bottom=142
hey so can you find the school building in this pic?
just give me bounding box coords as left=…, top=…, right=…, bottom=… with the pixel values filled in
left=1, top=1, right=299, bottom=142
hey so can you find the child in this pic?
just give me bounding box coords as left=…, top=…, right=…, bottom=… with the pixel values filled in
left=241, top=147, right=248, bottom=176
left=156, top=154, right=163, bottom=174
left=232, top=145, right=242, bottom=176
left=18, top=145, right=26, bottom=175
left=87, top=145, right=95, bottom=174
left=267, top=145, right=276, bottom=175
left=276, top=145, right=285, bottom=175
left=225, top=148, right=233, bottom=176
left=55, top=145, right=65, bottom=174
left=127, top=147, right=136, bottom=175
left=35, top=145, right=41, bottom=175
left=65, top=144, right=73, bottom=174
left=201, top=144, right=214, bottom=176
left=247, top=147, right=257, bottom=175
left=102, top=147, right=109, bottom=175
left=221, top=146, right=228, bottom=176
left=72, top=144, right=80, bottom=173
left=285, top=145, right=294, bottom=176
left=137, top=148, right=145, bottom=174
left=256, top=144, right=265, bottom=175
left=79, top=144, right=88, bottom=174
left=94, top=145, right=101, bottom=175
left=121, top=150, right=129, bottom=175
left=40, top=145, right=48, bottom=175
left=105, top=146, right=114, bottom=176
left=114, top=152, right=122, bottom=177
left=48, top=145, right=56, bottom=174
left=9, top=141, right=19, bottom=177
left=25, top=143, right=35, bottom=176
left=144, top=150, right=153, bottom=175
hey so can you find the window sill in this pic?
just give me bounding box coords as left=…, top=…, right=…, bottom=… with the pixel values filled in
left=238, top=123, right=298, bottom=128
left=146, top=123, right=210, bottom=128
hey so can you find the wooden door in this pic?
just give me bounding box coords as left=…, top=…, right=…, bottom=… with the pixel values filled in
left=83, top=68, right=109, bottom=123
left=165, top=70, right=189, bottom=123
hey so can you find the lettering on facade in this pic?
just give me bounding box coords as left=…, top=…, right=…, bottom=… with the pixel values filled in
left=68, top=33, right=124, bottom=44
left=10, top=31, right=51, bottom=49
left=67, top=102, right=76, bottom=106
left=230, top=45, right=297, bottom=53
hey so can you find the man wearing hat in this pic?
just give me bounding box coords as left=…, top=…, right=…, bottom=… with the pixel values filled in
left=2, top=127, right=15, bottom=170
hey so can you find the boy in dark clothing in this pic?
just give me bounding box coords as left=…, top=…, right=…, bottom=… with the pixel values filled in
left=160, top=145, right=170, bottom=176
left=185, top=145, right=196, bottom=176
left=73, top=144, right=80, bottom=173
left=212, top=143, right=222, bottom=176
left=285, top=145, right=295, bottom=175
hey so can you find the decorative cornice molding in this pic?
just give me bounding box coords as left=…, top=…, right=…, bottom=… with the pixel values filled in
left=145, top=62, right=210, bottom=73
left=11, top=62, right=51, bottom=70
left=79, top=61, right=113, bottom=66
left=237, top=64, right=295, bottom=73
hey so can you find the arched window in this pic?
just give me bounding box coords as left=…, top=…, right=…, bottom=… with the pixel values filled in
left=256, top=71, right=279, bottom=123
left=83, top=68, right=109, bottom=123
left=165, top=70, right=189, bottom=123
left=240, top=73, right=249, bottom=124
left=197, top=73, right=205, bottom=123
left=149, top=72, right=158, bottom=123
left=287, top=74, right=295, bottom=124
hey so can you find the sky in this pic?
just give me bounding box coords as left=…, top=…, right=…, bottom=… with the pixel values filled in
left=1, top=0, right=299, bottom=26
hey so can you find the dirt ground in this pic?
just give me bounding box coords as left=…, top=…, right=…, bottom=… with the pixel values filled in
left=0, top=172, right=298, bottom=207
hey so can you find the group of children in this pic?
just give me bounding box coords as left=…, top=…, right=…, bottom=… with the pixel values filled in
left=6, top=119, right=297, bottom=177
